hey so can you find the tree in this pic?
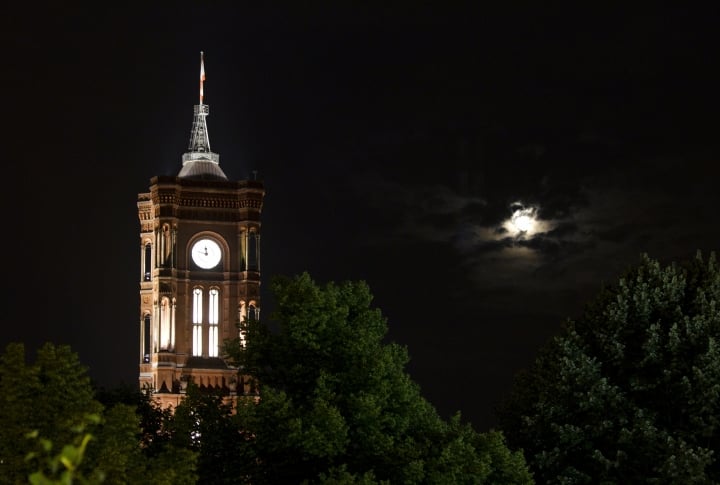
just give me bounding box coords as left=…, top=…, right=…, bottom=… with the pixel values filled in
left=0, top=342, right=197, bottom=484
left=226, top=272, right=532, bottom=484
left=167, top=382, right=248, bottom=485
left=0, top=342, right=103, bottom=483
left=25, top=414, right=101, bottom=485
left=497, top=252, right=720, bottom=484
left=91, top=384, right=198, bottom=485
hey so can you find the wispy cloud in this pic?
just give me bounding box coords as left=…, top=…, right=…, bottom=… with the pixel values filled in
left=353, top=149, right=720, bottom=316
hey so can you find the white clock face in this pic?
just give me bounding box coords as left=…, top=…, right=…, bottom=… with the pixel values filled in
left=191, top=238, right=222, bottom=269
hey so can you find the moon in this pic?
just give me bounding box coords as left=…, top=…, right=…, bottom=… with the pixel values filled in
left=511, top=210, right=536, bottom=233
left=504, top=205, right=540, bottom=236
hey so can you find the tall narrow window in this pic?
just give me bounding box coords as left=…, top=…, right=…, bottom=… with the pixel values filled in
left=160, top=297, right=171, bottom=351
left=248, top=232, right=259, bottom=271
left=248, top=303, right=258, bottom=322
left=238, top=302, right=247, bottom=346
left=142, top=314, right=151, bottom=363
left=193, top=288, right=203, bottom=356
left=239, top=232, right=247, bottom=271
left=208, top=288, right=219, bottom=357
left=144, top=243, right=152, bottom=281
left=162, top=224, right=172, bottom=266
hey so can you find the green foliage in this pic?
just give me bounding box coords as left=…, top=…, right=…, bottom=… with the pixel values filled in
left=498, top=252, right=720, bottom=483
left=25, top=414, right=101, bottom=485
left=167, top=382, right=242, bottom=484
left=311, top=464, right=384, bottom=484
left=91, top=386, right=198, bottom=485
left=87, top=404, right=138, bottom=484
left=0, top=342, right=198, bottom=484
left=226, top=272, right=533, bottom=484
left=0, top=342, right=103, bottom=483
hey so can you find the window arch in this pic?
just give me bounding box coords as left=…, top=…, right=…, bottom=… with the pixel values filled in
left=160, top=297, right=171, bottom=351
left=248, top=301, right=259, bottom=322
left=161, top=223, right=172, bottom=266
left=144, top=243, right=152, bottom=281
left=142, top=313, right=151, bottom=363
left=191, top=286, right=222, bottom=357
left=208, top=288, right=220, bottom=357
left=248, top=231, right=260, bottom=271
left=192, top=288, right=203, bottom=356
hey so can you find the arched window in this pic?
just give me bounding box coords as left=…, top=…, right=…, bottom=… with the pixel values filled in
left=248, top=232, right=260, bottom=271
left=192, top=288, right=203, bottom=356
left=144, top=243, right=152, bottom=281
left=162, top=224, right=172, bottom=266
left=160, top=297, right=171, bottom=351
left=248, top=303, right=259, bottom=322
left=142, top=314, right=151, bottom=363
left=238, top=301, right=247, bottom=346
left=208, top=288, right=219, bottom=357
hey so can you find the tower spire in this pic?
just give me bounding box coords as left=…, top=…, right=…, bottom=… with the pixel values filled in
left=178, top=52, right=228, bottom=180
left=200, top=51, right=205, bottom=104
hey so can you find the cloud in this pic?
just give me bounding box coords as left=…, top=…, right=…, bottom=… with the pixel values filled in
left=356, top=169, right=486, bottom=245
left=353, top=150, right=720, bottom=316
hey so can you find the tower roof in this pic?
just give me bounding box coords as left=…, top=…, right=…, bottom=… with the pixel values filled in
left=178, top=52, right=228, bottom=181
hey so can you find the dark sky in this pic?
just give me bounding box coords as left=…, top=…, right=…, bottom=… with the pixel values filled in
left=2, top=4, right=719, bottom=431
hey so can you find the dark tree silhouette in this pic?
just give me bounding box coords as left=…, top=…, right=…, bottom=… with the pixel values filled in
left=498, top=252, right=720, bottom=484
left=226, top=272, right=532, bottom=484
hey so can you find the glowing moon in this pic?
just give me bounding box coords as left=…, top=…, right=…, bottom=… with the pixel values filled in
left=511, top=210, right=536, bottom=233
left=503, top=205, right=541, bottom=236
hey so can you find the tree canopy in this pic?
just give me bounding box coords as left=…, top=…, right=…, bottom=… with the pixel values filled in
left=0, top=342, right=103, bottom=483
left=497, top=252, right=720, bottom=484
left=0, top=273, right=533, bottom=484
left=226, top=272, right=532, bottom=484
left=0, top=342, right=197, bottom=484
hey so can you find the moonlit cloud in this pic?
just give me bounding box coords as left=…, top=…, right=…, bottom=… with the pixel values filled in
left=353, top=148, right=720, bottom=319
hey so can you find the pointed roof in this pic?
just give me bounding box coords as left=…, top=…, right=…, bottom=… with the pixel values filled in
left=178, top=52, right=228, bottom=181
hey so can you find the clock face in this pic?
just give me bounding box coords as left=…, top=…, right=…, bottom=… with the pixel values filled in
left=191, top=238, right=222, bottom=269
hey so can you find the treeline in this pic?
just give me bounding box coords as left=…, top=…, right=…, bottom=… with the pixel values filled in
left=498, top=252, right=720, bottom=483
left=0, top=274, right=530, bottom=484
left=1, top=252, right=718, bottom=484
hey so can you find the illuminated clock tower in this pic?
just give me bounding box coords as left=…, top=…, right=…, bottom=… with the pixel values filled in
left=137, top=53, right=264, bottom=408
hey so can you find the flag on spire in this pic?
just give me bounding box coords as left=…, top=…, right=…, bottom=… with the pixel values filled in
left=200, top=51, right=206, bottom=104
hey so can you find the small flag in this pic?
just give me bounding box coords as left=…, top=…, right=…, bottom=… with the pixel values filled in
left=200, top=52, right=206, bottom=104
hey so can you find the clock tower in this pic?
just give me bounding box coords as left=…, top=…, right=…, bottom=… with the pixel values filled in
left=137, top=53, right=264, bottom=408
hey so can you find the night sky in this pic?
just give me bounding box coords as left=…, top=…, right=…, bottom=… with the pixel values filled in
left=2, top=4, right=718, bottom=431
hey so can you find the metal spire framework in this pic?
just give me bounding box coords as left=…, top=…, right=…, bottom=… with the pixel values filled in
left=178, top=51, right=228, bottom=180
